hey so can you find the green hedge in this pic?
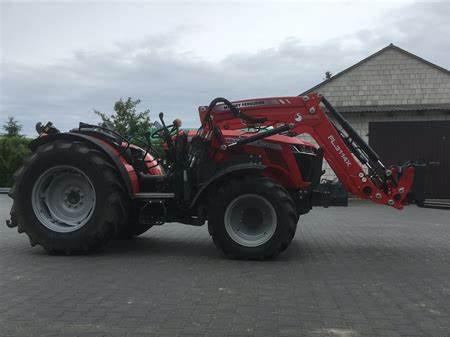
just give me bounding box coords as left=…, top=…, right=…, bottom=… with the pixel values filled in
left=0, top=136, right=31, bottom=187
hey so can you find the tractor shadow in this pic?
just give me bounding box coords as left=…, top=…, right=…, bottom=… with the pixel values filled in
left=104, top=234, right=419, bottom=265
left=27, top=224, right=427, bottom=265
left=103, top=229, right=306, bottom=263
left=107, top=235, right=221, bottom=259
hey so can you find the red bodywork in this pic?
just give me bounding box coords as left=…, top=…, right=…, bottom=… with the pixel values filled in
left=101, top=141, right=163, bottom=195
left=184, top=128, right=319, bottom=189
left=208, top=129, right=317, bottom=190
left=195, top=94, right=415, bottom=209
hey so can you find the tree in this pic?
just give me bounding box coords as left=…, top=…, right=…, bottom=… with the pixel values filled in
left=94, top=97, right=152, bottom=141
left=94, top=97, right=169, bottom=159
left=2, top=116, right=22, bottom=137
left=0, top=117, right=30, bottom=186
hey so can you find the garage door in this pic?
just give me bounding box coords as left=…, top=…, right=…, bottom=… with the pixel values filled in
left=369, top=120, right=450, bottom=199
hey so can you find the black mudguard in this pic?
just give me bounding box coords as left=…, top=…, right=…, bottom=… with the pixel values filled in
left=189, top=163, right=266, bottom=209
left=29, top=132, right=134, bottom=197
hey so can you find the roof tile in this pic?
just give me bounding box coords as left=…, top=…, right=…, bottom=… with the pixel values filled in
left=301, top=44, right=450, bottom=113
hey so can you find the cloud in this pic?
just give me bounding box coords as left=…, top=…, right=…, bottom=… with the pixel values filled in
left=389, top=1, right=450, bottom=65
left=1, top=1, right=449, bottom=136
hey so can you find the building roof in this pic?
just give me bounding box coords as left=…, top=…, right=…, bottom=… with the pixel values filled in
left=300, top=44, right=450, bottom=112
left=333, top=103, right=450, bottom=114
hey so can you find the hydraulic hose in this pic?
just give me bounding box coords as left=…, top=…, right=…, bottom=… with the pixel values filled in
left=203, top=97, right=267, bottom=126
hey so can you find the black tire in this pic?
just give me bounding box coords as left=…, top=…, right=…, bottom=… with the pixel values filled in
left=208, top=176, right=297, bottom=260
left=9, top=140, right=127, bottom=254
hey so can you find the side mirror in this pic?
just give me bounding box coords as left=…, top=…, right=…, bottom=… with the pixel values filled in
left=35, top=122, right=43, bottom=134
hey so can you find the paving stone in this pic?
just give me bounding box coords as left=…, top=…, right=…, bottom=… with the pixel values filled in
left=1, top=196, right=450, bottom=337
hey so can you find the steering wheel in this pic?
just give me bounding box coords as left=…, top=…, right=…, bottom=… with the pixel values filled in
left=150, top=124, right=172, bottom=139
left=150, top=113, right=180, bottom=151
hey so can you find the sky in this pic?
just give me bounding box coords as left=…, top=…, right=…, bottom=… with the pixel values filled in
left=1, top=0, right=450, bottom=136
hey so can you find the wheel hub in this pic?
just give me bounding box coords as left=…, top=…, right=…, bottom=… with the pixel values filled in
left=241, top=207, right=264, bottom=230
left=32, top=166, right=96, bottom=233
left=65, top=187, right=83, bottom=208
left=224, top=194, right=277, bottom=247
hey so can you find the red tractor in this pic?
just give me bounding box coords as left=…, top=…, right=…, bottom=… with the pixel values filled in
left=7, top=94, right=424, bottom=259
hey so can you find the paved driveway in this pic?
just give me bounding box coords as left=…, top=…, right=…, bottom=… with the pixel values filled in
left=0, top=195, right=449, bottom=337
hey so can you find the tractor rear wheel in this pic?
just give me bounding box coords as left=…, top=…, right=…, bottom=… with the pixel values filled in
left=9, top=140, right=127, bottom=254
left=208, top=176, right=297, bottom=259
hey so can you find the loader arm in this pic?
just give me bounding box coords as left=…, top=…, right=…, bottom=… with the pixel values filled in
left=199, top=93, right=419, bottom=209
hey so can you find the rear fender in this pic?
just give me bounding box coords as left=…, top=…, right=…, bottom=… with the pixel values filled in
left=29, top=132, right=138, bottom=196
left=189, top=163, right=265, bottom=209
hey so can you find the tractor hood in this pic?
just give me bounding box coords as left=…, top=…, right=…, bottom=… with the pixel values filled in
left=220, top=129, right=317, bottom=149
left=186, top=129, right=317, bottom=149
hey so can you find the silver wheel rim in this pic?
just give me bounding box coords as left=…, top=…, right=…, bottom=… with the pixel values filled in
left=224, top=194, right=277, bottom=247
left=31, top=165, right=96, bottom=233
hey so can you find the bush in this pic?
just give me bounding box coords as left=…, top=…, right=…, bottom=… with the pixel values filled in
left=0, top=136, right=31, bottom=187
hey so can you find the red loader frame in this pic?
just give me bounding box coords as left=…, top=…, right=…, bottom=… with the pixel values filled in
left=198, top=93, right=418, bottom=209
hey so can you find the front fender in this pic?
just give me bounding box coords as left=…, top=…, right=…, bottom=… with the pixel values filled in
left=189, top=163, right=265, bottom=209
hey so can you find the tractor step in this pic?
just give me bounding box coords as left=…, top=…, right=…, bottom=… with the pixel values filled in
left=133, top=192, right=175, bottom=199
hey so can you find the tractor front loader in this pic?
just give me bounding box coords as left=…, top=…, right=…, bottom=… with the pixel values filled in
left=7, top=93, right=425, bottom=259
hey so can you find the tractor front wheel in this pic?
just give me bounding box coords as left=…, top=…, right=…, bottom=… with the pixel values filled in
left=208, top=176, right=297, bottom=259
